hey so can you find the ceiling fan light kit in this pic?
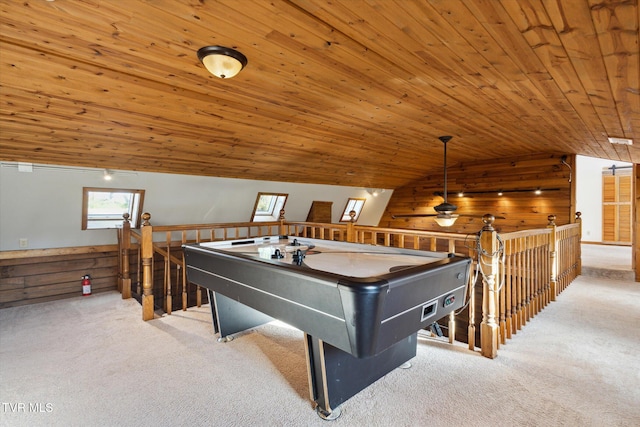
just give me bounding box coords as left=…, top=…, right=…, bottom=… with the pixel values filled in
left=434, top=214, right=459, bottom=227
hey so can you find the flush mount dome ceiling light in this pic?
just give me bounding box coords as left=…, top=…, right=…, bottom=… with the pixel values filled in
left=197, top=45, right=247, bottom=79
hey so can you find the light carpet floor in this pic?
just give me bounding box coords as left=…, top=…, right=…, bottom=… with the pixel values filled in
left=581, top=244, right=632, bottom=271
left=1, top=275, right=639, bottom=427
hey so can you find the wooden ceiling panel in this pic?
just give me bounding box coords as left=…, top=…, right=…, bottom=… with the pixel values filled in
left=1, top=0, right=638, bottom=188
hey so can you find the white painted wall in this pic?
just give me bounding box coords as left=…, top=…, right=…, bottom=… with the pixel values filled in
left=0, top=163, right=392, bottom=251
left=575, top=155, right=632, bottom=242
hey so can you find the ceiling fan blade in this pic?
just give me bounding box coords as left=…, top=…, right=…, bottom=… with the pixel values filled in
left=391, top=213, right=438, bottom=219
left=392, top=213, right=506, bottom=220
left=457, top=214, right=507, bottom=219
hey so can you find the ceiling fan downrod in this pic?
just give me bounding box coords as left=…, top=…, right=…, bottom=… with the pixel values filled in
left=435, top=136, right=456, bottom=214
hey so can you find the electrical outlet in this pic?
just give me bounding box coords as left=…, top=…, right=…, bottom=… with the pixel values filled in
left=19, top=238, right=28, bottom=248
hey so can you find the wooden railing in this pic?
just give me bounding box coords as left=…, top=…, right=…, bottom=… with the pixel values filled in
left=117, top=211, right=582, bottom=358
left=118, top=212, right=285, bottom=320
left=477, top=213, right=582, bottom=357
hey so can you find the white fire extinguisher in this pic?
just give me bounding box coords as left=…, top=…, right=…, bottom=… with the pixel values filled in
left=82, top=275, right=92, bottom=296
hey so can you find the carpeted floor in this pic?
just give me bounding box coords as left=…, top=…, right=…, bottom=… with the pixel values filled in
left=1, top=274, right=639, bottom=427
left=581, top=243, right=632, bottom=271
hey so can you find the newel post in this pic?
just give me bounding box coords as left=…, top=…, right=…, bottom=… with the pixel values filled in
left=141, top=213, right=154, bottom=321
left=547, top=215, right=558, bottom=302
left=121, top=213, right=132, bottom=300
left=346, top=210, right=357, bottom=243
left=279, top=209, right=287, bottom=236
left=479, top=214, right=499, bottom=359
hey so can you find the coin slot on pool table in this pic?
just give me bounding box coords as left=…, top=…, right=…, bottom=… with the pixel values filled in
left=420, top=300, right=438, bottom=322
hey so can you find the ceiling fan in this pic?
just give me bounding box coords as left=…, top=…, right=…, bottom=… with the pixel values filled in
left=392, top=136, right=503, bottom=227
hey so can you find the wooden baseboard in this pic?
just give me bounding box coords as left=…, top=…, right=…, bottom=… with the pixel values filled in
left=581, top=241, right=632, bottom=246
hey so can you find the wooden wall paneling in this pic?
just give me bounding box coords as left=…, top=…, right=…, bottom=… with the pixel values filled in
left=0, top=248, right=119, bottom=308
left=635, top=164, right=639, bottom=281
left=381, top=153, right=574, bottom=233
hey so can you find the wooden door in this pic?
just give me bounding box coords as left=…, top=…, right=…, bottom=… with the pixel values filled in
left=602, top=168, right=632, bottom=244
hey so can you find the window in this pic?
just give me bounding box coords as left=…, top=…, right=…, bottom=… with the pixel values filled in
left=340, top=198, right=366, bottom=222
left=82, top=187, right=145, bottom=230
left=251, top=192, right=288, bottom=222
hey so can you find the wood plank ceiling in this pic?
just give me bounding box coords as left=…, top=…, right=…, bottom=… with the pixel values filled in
left=0, top=0, right=638, bottom=189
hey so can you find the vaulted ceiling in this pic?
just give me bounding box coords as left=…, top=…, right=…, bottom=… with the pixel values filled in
left=1, top=0, right=638, bottom=189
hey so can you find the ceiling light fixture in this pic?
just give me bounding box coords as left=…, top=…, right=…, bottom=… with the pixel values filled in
left=608, top=137, right=633, bottom=145
left=197, top=45, right=247, bottom=79
left=103, top=169, right=113, bottom=181
left=433, top=136, right=459, bottom=227
left=366, top=188, right=385, bottom=197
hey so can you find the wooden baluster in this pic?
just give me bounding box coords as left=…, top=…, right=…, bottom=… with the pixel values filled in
left=136, top=241, right=142, bottom=296
left=121, top=213, right=132, bottom=299
left=532, top=236, right=540, bottom=315
left=480, top=214, right=499, bottom=359
left=505, top=239, right=513, bottom=339
left=499, top=242, right=507, bottom=345
left=540, top=236, right=546, bottom=308
left=430, top=237, right=437, bottom=252
left=175, top=264, right=183, bottom=311
left=559, top=230, right=565, bottom=292
left=468, top=245, right=477, bottom=350
left=449, top=311, right=456, bottom=344
left=528, top=237, right=535, bottom=319
left=181, top=231, right=188, bottom=310
left=117, top=227, right=123, bottom=293
left=542, top=236, right=548, bottom=308
left=516, top=237, right=524, bottom=331
left=547, top=233, right=552, bottom=302
left=141, top=213, right=154, bottom=321
left=547, top=214, right=557, bottom=301
left=524, top=237, right=531, bottom=319
left=529, top=237, right=535, bottom=317
left=538, top=236, right=544, bottom=308
left=194, top=230, right=203, bottom=307
left=165, top=231, right=172, bottom=315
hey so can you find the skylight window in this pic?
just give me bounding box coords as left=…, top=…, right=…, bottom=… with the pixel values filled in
left=340, top=198, right=366, bottom=222
left=251, top=192, right=288, bottom=222
left=82, top=187, right=145, bottom=230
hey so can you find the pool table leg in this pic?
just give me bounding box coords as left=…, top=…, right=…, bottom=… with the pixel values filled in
left=304, top=332, right=417, bottom=419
